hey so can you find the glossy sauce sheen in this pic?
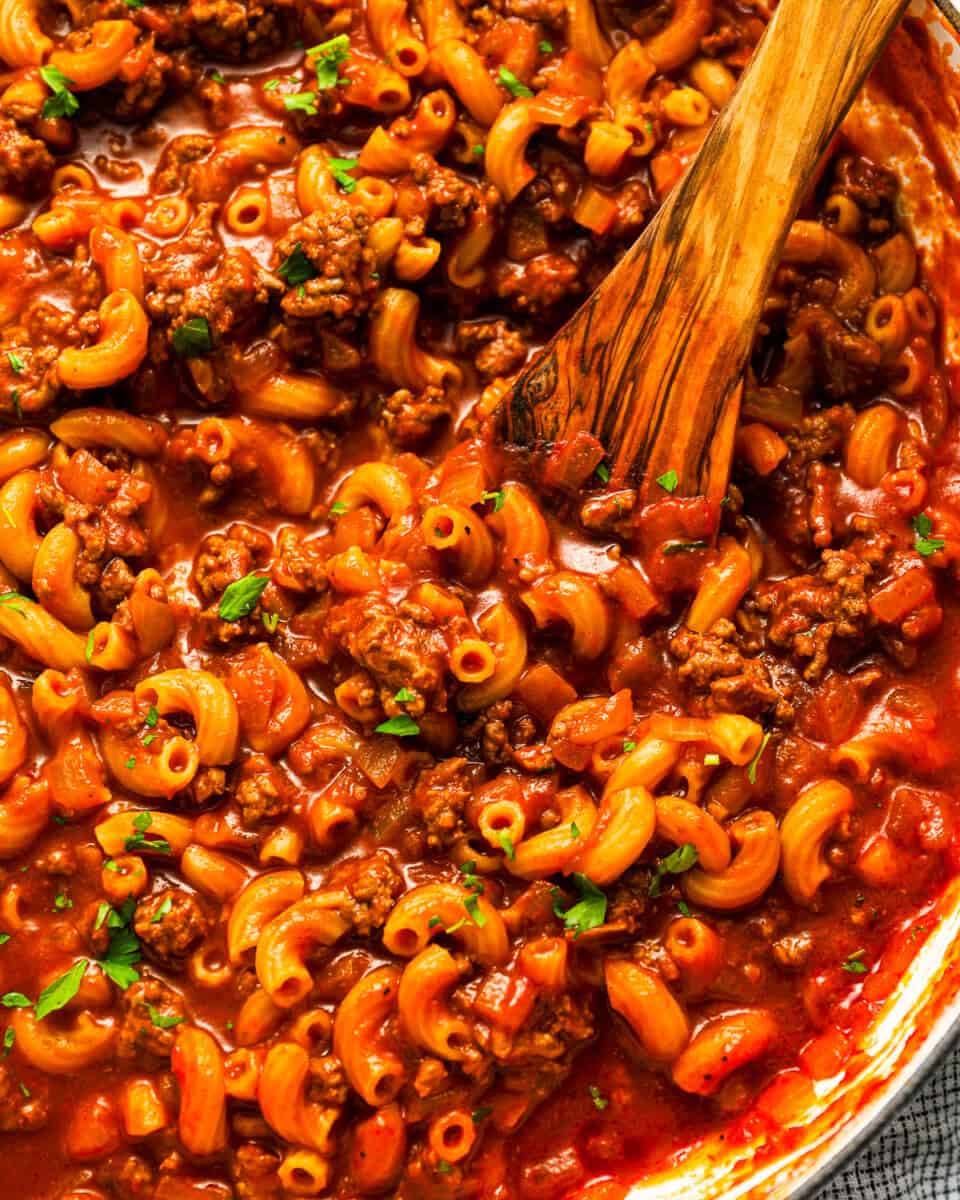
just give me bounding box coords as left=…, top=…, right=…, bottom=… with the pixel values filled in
left=0, top=1, right=955, bottom=1198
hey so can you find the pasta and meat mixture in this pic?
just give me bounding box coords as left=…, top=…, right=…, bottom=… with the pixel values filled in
left=0, top=0, right=954, bottom=1196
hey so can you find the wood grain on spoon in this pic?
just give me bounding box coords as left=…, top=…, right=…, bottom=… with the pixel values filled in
left=503, top=0, right=910, bottom=507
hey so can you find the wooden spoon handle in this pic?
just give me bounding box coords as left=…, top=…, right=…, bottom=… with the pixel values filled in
left=504, top=0, right=909, bottom=504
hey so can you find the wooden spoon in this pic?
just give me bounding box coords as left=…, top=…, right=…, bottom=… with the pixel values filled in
left=502, top=0, right=910, bottom=508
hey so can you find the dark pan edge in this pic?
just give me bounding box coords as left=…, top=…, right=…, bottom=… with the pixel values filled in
left=785, top=1003, right=960, bottom=1199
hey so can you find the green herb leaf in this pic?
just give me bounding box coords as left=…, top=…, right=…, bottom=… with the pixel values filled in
left=623, top=740, right=636, bottom=753
left=262, top=611, right=279, bottom=633
left=570, top=821, right=580, bottom=839
left=123, top=812, right=171, bottom=856
left=463, top=892, right=486, bottom=928
left=330, top=501, right=348, bottom=515
left=40, top=66, right=78, bottom=119
left=703, top=753, right=720, bottom=766
left=482, top=489, right=505, bottom=512
left=328, top=156, right=358, bottom=193
left=0, top=992, right=30, bottom=1008
left=36, top=958, right=87, bottom=1019
left=649, top=842, right=699, bottom=898
left=0, top=591, right=27, bottom=616
left=393, top=687, right=416, bottom=702
left=125, top=756, right=136, bottom=770
left=841, top=950, right=868, bottom=975
left=263, top=77, right=282, bottom=90
left=147, top=1004, right=184, bottom=1029
left=554, top=873, right=607, bottom=937
left=428, top=916, right=443, bottom=928
left=219, top=572, right=269, bottom=621
left=595, top=462, right=611, bottom=484
left=913, top=512, right=945, bottom=557
left=150, top=896, right=172, bottom=924
left=308, top=34, right=351, bottom=90
left=663, top=539, right=708, bottom=555
left=209, top=69, right=226, bottom=82
left=278, top=242, right=317, bottom=287
left=497, top=830, right=515, bottom=860
left=472, top=1105, right=493, bottom=1123
left=172, top=317, right=212, bottom=358
left=0, top=934, right=9, bottom=946
left=10, top=390, right=20, bottom=421
left=7, top=352, right=23, bottom=374
left=538, top=39, right=553, bottom=52
left=94, top=902, right=111, bottom=932
left=2, top=1028, right=13, bottom=1056
left=656, top=469, right=679, bottom=493
left=498, top=66, right=533, bottom=98
left=445, top=916, right=468, bottom=934
left=677, top=900, right=691, bottom=917
left=53, top=893, right=72, bottom=911
left=747, top=731, right=771, bottom=785
left=437, top=1161, right=453, bottom=1175
left=99, top=916, right=141, bottom=991
left=588, top=1084, right=608, bottom=1111
left=145, top=705, right=159, bottom=728
left=375, top=715, right=420, bottom=737
left=284, top=91, right=319, bottom=115
left=472, top=144, right=485, bottom=157
left=84, top=629, right=95, bottom=663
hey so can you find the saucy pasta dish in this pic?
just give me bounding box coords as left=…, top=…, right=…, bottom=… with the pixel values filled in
left=0, top=0, right=954, bottom=1195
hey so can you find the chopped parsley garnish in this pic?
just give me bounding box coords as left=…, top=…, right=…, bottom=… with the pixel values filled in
left=219, top=572, right=269, bottom=621
left=35, top=958, right=87, bottom=1019
left=0, top=992, right=30, bottom=1008
left=656, top=469, right=679, bottom=493
left=498, top=66, right=533, bottom=98
left=747, top=731, right=771, bottom=785
left=570, top=821, right=580, bottom=839
left=703, top=753, right=720, bottom=766
left=539, top=39, right=553, bottom=52
left=142, top=733, right=157, bottom=747
left=0, top=592, right=27, bottom=616
left=263, top=78, right=282, bottom=91
left=394, top=687, right=416, bottom=702
left=124, top=812, right=172, bottom=856
left=623, top=740, right=636, bottom=753
left=482, top=489, right=505, bottom=512
left=428, top=916, right=443, bottom=928
left=10, top=391, right=20, bottom=421
left=677, top=900, right=692, bottom=917
left=663, top=540, right=708, bottom=555
left=463, top=892, right=486, bottom=927
left=841, top=950, right=868, bottom=975
left=459, top=860, right=483, bottom=892
left=98, top=899, right=141, bottom=990
left=94, top=901, right=111, bottom=931
left=445, top=917, right=468, bottom=934
left=595, top=462, right=611, bottom=484
left=85, top=629, right=95, bottom=663
left=588, top=1084, right=608, bottom=1111
left=437, top=1161, right=453, bottom=1175
left=209, top=69, right=226, bottom=82
left=150, top=896, right=172, bottom=924
left=913, top=512, right=945, bottom=557
left=330, top=500, right=348, bottom=515
left=262, top=611, right=280, bottom=633
left=53, top=893, right=72, bottom=911
left=308, top=34, right=351, bottom=90
left=39, top=66, right=79, bottom=120
left=172, top=316, right=212, bottom=358
left=472, top=1105, right=493, bottom=1123
left=554, top=873, right=607, bottom=937
left=649, top=842, right=698, bottom=898
left=0, top=934, right=9, bottom=946
left=283, top=91, right=319, bottom=116
left=145, top=705, right=159, bottom=728
left=328, top=156, right=359, bottom=193
left=375, top=715, right=420, bottom=737
left=277, top=243, right=317, bottom=286
left=2, top=1028, right=13, bottom=1056
left=7, top=352, right=23, bottom=374
left=497, top=830, right=515, bottom=860
left=125, top=756, right=136, bottom=770
left=472, top=144, right=485, bottom=157
left=147, top=1004, right=184, bottom=1029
